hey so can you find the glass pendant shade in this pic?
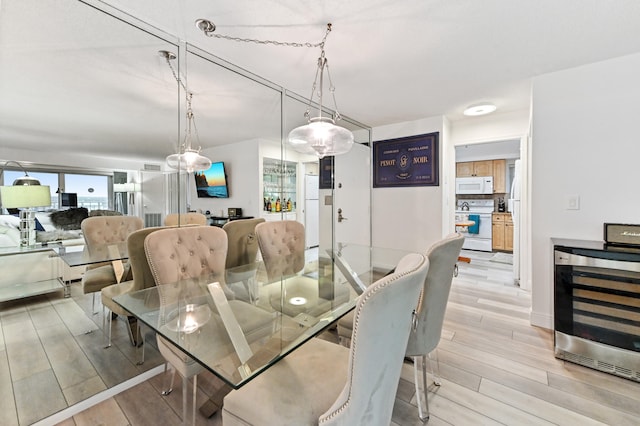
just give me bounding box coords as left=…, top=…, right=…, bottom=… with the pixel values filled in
left=287, top=117, right=354, bottom=158
left=166, top=148, right=212, bottom=173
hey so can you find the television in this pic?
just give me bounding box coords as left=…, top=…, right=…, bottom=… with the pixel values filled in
left=194, top=162, right=229, bottom=198
left=61, top=192, right=78, bottom=207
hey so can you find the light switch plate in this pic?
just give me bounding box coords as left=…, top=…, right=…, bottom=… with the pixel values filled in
left=566, top=195, right=580, bottom=210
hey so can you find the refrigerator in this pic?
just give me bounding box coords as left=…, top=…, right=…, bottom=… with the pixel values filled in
left=508, top=160, right=521, bottom=286
left=304, top=175, right=319, bottom=248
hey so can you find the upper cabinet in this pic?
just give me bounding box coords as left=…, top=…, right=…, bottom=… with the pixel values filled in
left=456, top=160, right=493, bottom=177
left=456, top=159, right=507, bottom=193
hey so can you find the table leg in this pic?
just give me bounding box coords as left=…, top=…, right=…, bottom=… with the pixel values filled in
left=199, top=384, right=233, bottom=418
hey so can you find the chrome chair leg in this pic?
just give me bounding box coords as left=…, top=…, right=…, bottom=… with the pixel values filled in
left=428, top=350, right=441, bottom=386
left=162, top=364, right=176, bottom=396
left=104, top=306, right=113, bottom=348
left=413, top=355, right=430, bottom=422
left=182, top=374, right=197, bottom=426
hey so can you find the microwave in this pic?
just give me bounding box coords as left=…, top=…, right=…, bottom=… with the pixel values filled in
left=455, top=176, right=493, bottom=194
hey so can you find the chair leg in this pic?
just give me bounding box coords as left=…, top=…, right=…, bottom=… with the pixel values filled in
left=182, top=374, right=197, bottom=426
left=136, top=321, right=146, bottom=365
left=92, top=293, right=98, bottom=315
left=413, top=355, right=430, bottom=422
left=428, top=350, right=441, bottom=386
left=162, top=364, right=176, bottom=396
left=104, top=306, right=113, bottom=348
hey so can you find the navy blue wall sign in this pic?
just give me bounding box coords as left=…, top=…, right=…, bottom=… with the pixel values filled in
left=319, top=156, right=334, bottom=189
left=373, top=132, right=439, bottom=188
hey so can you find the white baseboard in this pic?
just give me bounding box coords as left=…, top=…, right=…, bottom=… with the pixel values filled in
left=530, top=310, right=553, bottom=330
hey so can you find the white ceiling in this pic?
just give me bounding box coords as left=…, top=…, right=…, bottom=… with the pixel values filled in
left=2, top=0, right=640, bottom=163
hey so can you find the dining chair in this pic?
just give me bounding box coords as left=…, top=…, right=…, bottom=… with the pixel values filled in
left=254, top=220, right=332, bottom=317
left=406, top=232, right=464, bottom=422
left=144, top=225, right=228, bottom=425
left=254, top=220, right=305, bottom=281
left=80, top=215, right=143, bottom=313
left=164, top=212, right=207, bottom=226
left=222, top=217, right=265, bottom=303
left=335, top=233, right=464, bottom=422
left=100, top=226, right=167, bottom=349
left=222, top=252, right=429, bottom=426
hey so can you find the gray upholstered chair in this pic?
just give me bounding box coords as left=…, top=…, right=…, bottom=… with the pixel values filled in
left=100, top=226, right=167, bottom=348
left=406, top=233, right=464, bottom=421
left=164, top=212, right=207, bottom=227
left=222, top=252, right=429, bottom=426
left=222, top=218, right=265, bottom=302
left=336, top=233, right=464, bottom=421
left=80, top=215, right=143, bottom=313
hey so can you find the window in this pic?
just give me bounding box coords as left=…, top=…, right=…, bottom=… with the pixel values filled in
left=64, top=174, right=109, bottom=210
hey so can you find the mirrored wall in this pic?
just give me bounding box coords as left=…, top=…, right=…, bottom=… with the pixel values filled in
left=0, top=0, right=371, bottom=423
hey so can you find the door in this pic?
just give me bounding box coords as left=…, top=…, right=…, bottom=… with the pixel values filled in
left=333, top=143, right=371, bottom=246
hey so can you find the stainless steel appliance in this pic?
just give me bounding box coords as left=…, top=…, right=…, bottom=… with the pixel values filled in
left=456, top=199, right=493, bottom=252
left=554, top=238, right=640, bottom=382
left=455, top=176, right=493, bottom=195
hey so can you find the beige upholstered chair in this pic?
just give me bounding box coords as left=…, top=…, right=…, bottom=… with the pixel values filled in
left=81, top=215, right=143, bottom=313
left=100, top=226, right=167, bottom=348
left=164, top=212, right=207, bottom=227
left=406, top=233, right=464, bottom=421
left=336, top=233, right=464, bottom=421
left=144, top=226, right=227, bottom=425
left=222, top=252, right=429, bottom=426
left=254, top=220, right=305, bottom=281
left=222, top=218, right=265, bottom=302
left=254, top=220, right=331, bottom=317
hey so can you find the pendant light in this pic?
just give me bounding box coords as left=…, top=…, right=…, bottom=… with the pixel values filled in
left=160, top=50, right=212, bottom=173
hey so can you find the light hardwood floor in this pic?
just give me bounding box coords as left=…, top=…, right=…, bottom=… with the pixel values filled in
left=36, top=250, right=640, bottom=424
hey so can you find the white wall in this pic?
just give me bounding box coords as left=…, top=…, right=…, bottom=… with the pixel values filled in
left=371, top=116, right=446, bottom=252
left=530, top=52, right=640, bottom=328
left=191, top=139, right=261, bottom=218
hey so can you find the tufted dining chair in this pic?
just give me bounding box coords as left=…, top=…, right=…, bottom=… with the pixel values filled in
left=254, top=220, right=305, bottom=281
left=164, top=212, right=207, bottom=227
left=222, top=252, right=429, bottom=426
left=81, top=215, right=143, bottom=313
left=336, top=233, right=464, bottom=421
left=143, top=226, right=228, bottom=425
left=222, top=218, right=265, bottom=303
left=100, top=226, right=168, bottom=349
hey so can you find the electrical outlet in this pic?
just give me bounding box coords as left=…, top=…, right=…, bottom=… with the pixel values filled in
left=566, top=195, right=580, bottom=210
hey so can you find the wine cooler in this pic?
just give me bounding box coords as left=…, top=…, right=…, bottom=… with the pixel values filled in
left=554, top=239, right=640, bottom=382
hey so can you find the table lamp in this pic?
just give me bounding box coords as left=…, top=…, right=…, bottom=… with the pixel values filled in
left=1, top=183, right=51, bottom=247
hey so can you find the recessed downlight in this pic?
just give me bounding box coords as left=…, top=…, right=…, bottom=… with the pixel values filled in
left=463, top=103, right=497, bottom=116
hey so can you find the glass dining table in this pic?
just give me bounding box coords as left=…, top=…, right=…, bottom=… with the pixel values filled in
left=112, top=243, right=412, bottom=391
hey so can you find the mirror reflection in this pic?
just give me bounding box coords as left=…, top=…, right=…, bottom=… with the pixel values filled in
left=0, top=1, right=371, bottom=424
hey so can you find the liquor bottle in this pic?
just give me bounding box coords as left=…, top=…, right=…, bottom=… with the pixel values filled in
left=275, top=198, right=281, bottom=212
left=266, top=198, right=272, bottom=212
left=286, top=198, right=292, bottom=211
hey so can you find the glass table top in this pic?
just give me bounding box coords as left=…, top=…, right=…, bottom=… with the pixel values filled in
left=114, top=244, right=413, bottom=389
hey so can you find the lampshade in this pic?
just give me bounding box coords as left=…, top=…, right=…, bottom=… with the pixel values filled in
left=288, top=117, right=354, bottom=158
left=0, top=185, right=51, bottom=208
left=166, top=148, right=212, bottom=173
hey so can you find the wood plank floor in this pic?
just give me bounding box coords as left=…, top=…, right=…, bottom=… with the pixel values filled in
left=38, top=250, right=640, bottom=424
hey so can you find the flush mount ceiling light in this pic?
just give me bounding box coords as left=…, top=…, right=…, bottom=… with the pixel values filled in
left=159, top=50, right=212, bottom=173
left=195, top=20, right=354, bottom=158
left=463, top=103, right=497, bottom=116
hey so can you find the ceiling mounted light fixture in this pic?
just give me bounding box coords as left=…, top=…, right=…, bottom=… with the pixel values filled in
left=463, top=102, right=497, bottom=117
left=195, top=20, right=354, bottom=158
left=159, top=50, right=212, bottom=173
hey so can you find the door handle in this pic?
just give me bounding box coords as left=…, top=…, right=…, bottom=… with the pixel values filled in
left=337, top=208, right=348, bottom=223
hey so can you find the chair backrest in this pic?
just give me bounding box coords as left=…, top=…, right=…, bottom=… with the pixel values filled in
left=164, top=212, right=207, bottom=227
left=144, top=226, right=228, bottom=287
left=255, top=220, right=305, bottom=280
left=222, top=218, right=265, bottom=269
left=319, top=253, right=429, bottom=425
left=124, top=226, right=170, bottom=290
left=81, top=215, right=143, bottom=254
left=405, top=233, right=464, bottom=357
